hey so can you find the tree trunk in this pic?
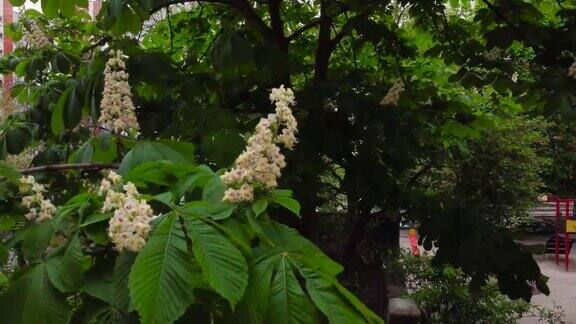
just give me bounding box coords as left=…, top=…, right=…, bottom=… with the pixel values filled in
left=313, top=0, right=333, bottom=84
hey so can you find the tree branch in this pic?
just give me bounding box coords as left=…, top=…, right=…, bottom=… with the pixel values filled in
left=149, top=0, right=228, bottom=15
left=268, top=0, right=284, bottom=37
left=288, top=18, right=321, bottom=41
left=480, top=0, right=512, bottom=25
left=80, top=35, right=113, bottom=55
left=148, top=0, right=286, bottom=51
left=232, top=0, right=286, bottom=49
left=406, top=160, right=434, bottom=187
left=287, top=6, right=349, bottom=42
left=21, top=163, right=119, bottom=175
left=314, top=0, right=334, bottom=84
left=329, top=12, right=368, bottom=51
left=167, top=7, right=174, bottom=52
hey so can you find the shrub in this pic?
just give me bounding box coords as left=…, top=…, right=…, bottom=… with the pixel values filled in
left=395, top=252, right=565, bottom=324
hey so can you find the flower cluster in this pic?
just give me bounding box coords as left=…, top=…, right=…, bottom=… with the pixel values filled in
left=24, top=20, right=50, bottom=50
left=511, top=72, right=519, bottom=83
left=98, top=50, right=139, bottom=134
left=19, top=175, right=56, bottom=222
left=483, top=47, right=502, bottom=61
left=568, top=61, right=576, bottom=79
left=380, top=79, right=404, bottom=106
left=100, top=171, right=154, bottom=252
left=221, top=86, right=298, bottom=203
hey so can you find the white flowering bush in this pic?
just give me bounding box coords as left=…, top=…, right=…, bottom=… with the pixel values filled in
left=0, top=86, right=382, bottom=324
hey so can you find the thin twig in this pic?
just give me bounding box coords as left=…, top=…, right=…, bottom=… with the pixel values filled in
left=167, top=7, right=174, bottom=52
left=287, top=6, right=349, bottom=42
left=21, top=163, right=119, bottom=174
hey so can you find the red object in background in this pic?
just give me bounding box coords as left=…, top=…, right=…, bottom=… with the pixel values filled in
left=553, top=198, right=574, bottom=271
left=408, top=229, right=420, bottom=256
left=3, top=0, right=13, bottom=93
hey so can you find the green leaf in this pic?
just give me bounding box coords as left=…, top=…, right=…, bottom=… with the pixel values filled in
left=0, top=242, right=8, bottom=265
left=202, top=175, right=225, bottom=204
left=81, top=276, right=114, bottom=304
left=84, top=221, right=109, bottom=245
left=9, top=0, right=25, bottom=6
left=21, top=221, right=54, bottom=259
left=60, top=0, right=76, bottom=17
left=271, top=196, right=301, bottom=217
left=118, top=142, right=194, bottom=175
left=129, top=213, right=195, bottom=324
left=69, top=142, right=94, bottom=163
left=0, top=263, right=72, bottom=324
left=114, top=251, right=136, bottom=313
left=42, top=0, right=59, bottom=18
left=14, top=59, right=28, bottom=77
left=59, top=234, right=84, bottom=291
left=172, top=167, right=214, bottom=199
left=80, top=213, right=111, bottom=227
left=295, top=260, right=383, bottom=324
left=92, top=134, right=118, bottom=163
left=58, top=192, right=93, bottom=218
left=5, top=124, right=33, bottom=155
left=238, top=256, right=277, bottom=323
left=64, top=85, right=83, bottom=129
left=252, top=197, right=268, bottom=217
left=0, top=161, right=22, bottom=183
left=270, top=189, right=293, bottom=198
left=187, top=218, right=248, bottom=305
left=153, top=192, right=174, bottom=207
left=334, top=282, right=384, bottom=324
left=209, top=202, right=236, bottom=220
left=264, top=255, right=318, bottom=324
left=264, top=222, right=343, bottom=277
left=51, top=87, right=71, bottom=136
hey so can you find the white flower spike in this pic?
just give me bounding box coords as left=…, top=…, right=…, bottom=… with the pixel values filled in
left=99, top=50, right=139, bottom=134
left=221, top=85, right=298, bottom=203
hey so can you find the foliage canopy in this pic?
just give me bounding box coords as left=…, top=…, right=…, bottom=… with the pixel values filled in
left=1, top=0, right=575, bottom=322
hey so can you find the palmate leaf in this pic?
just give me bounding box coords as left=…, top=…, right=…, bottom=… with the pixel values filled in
left=264, top=221, right=343, bottom=276
left=114, top=251, right=136, bottom=313
left=243, top=222, right=383, bottom=324
left=238, top=256, right=276, bottom=324
left=0, top=263, right=71, bottom=324
left=129, top=213, right=195, bottom=324
left=58, top=233, right=85, bottom=291
left=187, top=218, right=248, bottom=305
left=264, top=254, right=319, bottom=324
left=293, top=258, right=383, bottom=324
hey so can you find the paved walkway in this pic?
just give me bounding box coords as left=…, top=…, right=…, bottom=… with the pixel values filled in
left=513, top=234, right=576, bottom=323
left=518, top=254, right=576, bottom=323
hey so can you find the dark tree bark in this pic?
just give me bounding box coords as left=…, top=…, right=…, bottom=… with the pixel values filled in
left=314, top=0, right=333, bottom=84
